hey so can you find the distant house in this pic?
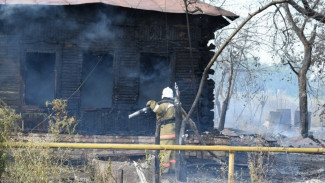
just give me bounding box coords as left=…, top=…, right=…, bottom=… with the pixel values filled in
left=0, top=0, right=238, bottom=135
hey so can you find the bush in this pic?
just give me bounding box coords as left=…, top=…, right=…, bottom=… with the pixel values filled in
left=46, top=99, right=78, bottom=139
left=0, top=99, right=22, bottom=178
left=1, top=99, right=81, bottom=182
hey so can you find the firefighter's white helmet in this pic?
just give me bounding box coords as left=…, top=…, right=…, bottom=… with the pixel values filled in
left=162, top=87, right=174, bottom=99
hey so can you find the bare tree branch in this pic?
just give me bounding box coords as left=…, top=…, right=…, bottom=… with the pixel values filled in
left=284, top=3, right=308, bottom=45
left=273, top=5, right=291, bottom=51
left=182, top=0, right=290, bottom=126
left=301, top=0, right=311, bottom=10
left=301, top=16, right=309, bottom=32
left=288, top=0, right=325, bottom=23
left=310, top=0, right=320, bottom=9
left=285, top=61, right=299, bottom=75
left=310, top=24, right=317, bottom=43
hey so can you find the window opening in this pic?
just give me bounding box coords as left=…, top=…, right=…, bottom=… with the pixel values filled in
left=138, top=54, right=170, bottom=107
left=25, top=52, right=56, bottom=106
left=81, top=52, right=114, bottom=108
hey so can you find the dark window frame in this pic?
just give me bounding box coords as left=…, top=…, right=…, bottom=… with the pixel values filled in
left=21, top=51, right=60, bottom=107
left=80, top=50, right=115, bottom=109
left=137, top=52, right=175, bottom=107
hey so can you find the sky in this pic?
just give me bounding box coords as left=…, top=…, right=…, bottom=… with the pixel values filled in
left=216, top=0, right=272, bottom=17
left=203, top=0, right=280, bottom=65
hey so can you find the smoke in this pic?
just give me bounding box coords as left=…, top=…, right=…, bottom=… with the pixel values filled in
left=0, top=4, right=124, bottom=45
left=25, top=53, right=56, bottom=106
left=76, top=7, right=127, bottom=44
left=138, top=55, right=170, bottom=107
left=80, top=12, right=114, bottom=41
left=0, top=3, right=172, bottom=136
left=0, top=5, right=63, bottom=40
left=81, top=53, right=114, bottom=108
left=221, top=93, right=302, bottom=137
left=0, top=4, right=124, bottom=107
left=208, top=71, right=302, bottom=137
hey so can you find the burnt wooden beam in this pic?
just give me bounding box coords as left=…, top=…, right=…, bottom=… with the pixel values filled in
left=154, top=120, right=160, bottom=183
left=175, top=82, right=187, bottom=181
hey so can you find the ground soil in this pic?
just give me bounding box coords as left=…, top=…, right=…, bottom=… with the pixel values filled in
left=161, top=130, right=325, bottom=183
left=161, top=152, right=325, bottom=183
left=1, top=129, right=324, bottom=183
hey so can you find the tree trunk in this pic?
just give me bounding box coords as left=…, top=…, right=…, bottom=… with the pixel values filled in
left=215, top=69, right=226, bottom=120
left=218, top=60, right=233, bottom=131
left=283, top=3, right=316, bottom=138
left=298, top=71, right=308, bottom=137
left=299, top=46, right=312, bottom=138
left=259, top=101, right=267, bottom=125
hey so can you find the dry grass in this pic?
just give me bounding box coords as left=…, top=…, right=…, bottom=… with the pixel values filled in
left=0, top=99, right=22, bottom=178
left=1, top=99, right=84, bottom=183
left=247, top=135, right=273, bottom=183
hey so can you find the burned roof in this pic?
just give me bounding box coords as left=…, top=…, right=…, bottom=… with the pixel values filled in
left=0, top=0, right=238, bottom=19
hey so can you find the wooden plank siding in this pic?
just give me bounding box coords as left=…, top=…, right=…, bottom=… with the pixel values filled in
left=0, top=36, right=21, bottom=106
left=0, top=4, right=231, bottom=135
left=61, top=43, right=82, bottom=113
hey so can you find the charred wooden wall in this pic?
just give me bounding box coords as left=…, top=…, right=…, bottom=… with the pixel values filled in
left=0, top=4, right=229, bottom=135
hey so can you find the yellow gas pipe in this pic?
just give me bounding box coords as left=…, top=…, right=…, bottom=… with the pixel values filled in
left=228, top=151, right=235, bottom=183
left=2, top=142, right=324, bottom=153
left=2, top=142, right=324, bottom=182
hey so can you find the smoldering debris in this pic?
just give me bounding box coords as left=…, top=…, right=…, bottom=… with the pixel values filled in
left=220, top=127, right=325, bottom=149
left=278, top=135, right=325, bottom=148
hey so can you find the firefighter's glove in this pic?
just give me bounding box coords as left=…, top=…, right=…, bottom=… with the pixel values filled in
left=146, top=100, right=157, bottom=110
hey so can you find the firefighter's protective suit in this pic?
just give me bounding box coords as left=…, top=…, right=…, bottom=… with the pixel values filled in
left=146, top=87, right=176, bottom=174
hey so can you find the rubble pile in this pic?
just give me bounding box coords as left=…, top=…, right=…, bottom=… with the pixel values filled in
left=221, top=128, right=325, bottom=148
left=279, top=135, right=325, bottom=148
left=221, top=128, right=278, bottom=147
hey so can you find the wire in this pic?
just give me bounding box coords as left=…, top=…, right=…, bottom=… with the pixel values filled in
left=27, top=54, right=105, bottom=133
left=67, top=54, right=105, bottom=101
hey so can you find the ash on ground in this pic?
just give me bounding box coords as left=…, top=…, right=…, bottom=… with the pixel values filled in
left=161, top=128, right=325, bottom=183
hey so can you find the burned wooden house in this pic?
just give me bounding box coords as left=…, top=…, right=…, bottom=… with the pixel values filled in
left=0, top=0, right=237, bottom=135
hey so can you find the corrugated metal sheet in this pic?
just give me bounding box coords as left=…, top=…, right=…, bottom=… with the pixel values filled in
left=0, top=0, right=238, bottom=18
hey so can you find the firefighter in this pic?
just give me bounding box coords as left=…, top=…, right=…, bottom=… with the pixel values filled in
left=146, top=87, right=176, bottom=174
